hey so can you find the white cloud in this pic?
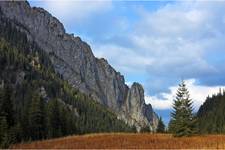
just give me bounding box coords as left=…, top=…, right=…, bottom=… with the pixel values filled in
left=89, top=1, right=225, bottom=82
left=33, top=0, right=225, bottom=106
left=145, top=95, right=173, bottom=110
left=88, top=1, right=225, bottom=97
left=42, top=0, right=112, bottom=23
left=145, top=79, right=225, bottom=110
left=133, top=1, right=224, bottom=67
left=125, top=81, right=132, bottom=88
left=92, top=44, right=154, bottom=74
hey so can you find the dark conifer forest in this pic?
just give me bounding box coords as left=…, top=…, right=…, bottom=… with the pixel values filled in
left=197, top=90, right=225, bottom=134
left=0, top=15, right=135, bottom=148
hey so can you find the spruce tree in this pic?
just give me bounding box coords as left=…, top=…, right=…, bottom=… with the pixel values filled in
left=29, top=93, right=46, bottom=140
left=0, top=116, right=8, bottom=148
left=157, top=116, right=165, bottom=133
left=0, top=86, right=14, bottom=127
left=47, top=99, right=62, bottom=138
left=168, top=80, right=196, bottom=137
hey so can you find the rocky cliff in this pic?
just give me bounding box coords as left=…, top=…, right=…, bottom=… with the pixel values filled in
left=0, top=1, right=158, bottom=131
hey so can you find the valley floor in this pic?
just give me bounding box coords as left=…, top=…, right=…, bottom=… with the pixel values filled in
left=12, top=133, right=225, bottom=149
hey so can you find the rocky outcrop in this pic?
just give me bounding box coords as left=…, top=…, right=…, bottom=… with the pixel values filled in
left=0, top=1, right=158, bottom=130
left=119, top=83, right=158, bottom=131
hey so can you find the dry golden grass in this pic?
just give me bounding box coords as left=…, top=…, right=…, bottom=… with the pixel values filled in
left=12, top=133, right=225, bottom=149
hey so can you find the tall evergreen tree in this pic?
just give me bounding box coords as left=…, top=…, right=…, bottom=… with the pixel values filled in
left=0, top=86, right=14, bottom=127
left=47, top=99, right=62, bottom=138
left=156, top=116, right=165, bottom=133
left=0, top=116, right=8, bottom=148
left=168, top=80, right=196, bottom=137
left=29, top=93, right=46, bottom=140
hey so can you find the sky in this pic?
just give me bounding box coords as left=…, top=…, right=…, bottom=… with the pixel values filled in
left=29, top=0, right=225, bottom=125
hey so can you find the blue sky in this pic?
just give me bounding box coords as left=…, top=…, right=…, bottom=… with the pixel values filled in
left=29, top=0, right=225, bottom=125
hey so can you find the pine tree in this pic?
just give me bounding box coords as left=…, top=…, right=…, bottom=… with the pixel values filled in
left=157, top=116, right=165, bottom=133
left=29, top=93, right=46, bottom=140
left=0, top=86, right=14, bottom=127
left=0, top=116, right=7, bottom=141
left=0, top=116, right=9, bottom=148
left=168, top=80, right=196, bottom=137
left=0, top=87, right=3, bottom=103
left=47, top=99, right=62, bottom=138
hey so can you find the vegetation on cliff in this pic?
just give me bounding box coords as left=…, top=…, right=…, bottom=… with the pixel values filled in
left=0, top=16, right=134, bottom=148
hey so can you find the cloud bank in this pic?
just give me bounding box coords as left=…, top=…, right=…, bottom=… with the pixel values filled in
left=145, top=79, right=225, bottom=110
left=30, top=1, right=225, bottom=111
left=38, top=0, right=112, bottom=30
left=90, top=1, right=225, bottom=104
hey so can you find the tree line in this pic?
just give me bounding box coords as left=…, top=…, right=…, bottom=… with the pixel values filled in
left=167, top=80, right=225, bottom=137
left=197, top=89, right=225, bottom=134
left=0, top=16, right=135, bottom=148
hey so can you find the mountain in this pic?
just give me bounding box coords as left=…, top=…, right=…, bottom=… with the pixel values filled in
left=197, top=90, right=225, bottom=134
left=0, top=1, right=158, bottom=131
left=0, top=10, right=135, bottom=147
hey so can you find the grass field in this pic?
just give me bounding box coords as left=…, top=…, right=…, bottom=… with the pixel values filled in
left=12, top=133, right=225, bottom=149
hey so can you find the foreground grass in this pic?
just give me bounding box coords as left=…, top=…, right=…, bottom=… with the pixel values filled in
left=12, top=133, right=225, bottom=149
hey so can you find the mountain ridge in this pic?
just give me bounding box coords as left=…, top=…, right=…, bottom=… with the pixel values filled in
left=0, top=17, right=135, bottom=145
left=0, top=1, right=158, bottom=131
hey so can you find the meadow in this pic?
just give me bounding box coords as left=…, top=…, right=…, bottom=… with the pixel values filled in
left=12, top=133, right=225, bottom=149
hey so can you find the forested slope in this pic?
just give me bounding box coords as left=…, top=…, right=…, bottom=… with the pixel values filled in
left=0, top=15, right=134, bottom=148
left=0, top=1, right=158, bottom=131
left=197, top=90, right=225, bottom=134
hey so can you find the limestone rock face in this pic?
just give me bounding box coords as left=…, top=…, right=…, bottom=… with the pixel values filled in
left=0, top=1, right=158, bottom=130
left=119, top=83, right=158, bottom=131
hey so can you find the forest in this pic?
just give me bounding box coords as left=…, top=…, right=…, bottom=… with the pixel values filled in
left=197, top=90, right=225, bottom=134
left=0, top=15, right=135, bottom=148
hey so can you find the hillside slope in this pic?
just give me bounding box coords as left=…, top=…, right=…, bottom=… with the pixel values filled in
left=0, top=14, right=135, bottom=147
left=0, top=1, right=158, bottom=130
left=197, top=90, right=225, bottom=134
